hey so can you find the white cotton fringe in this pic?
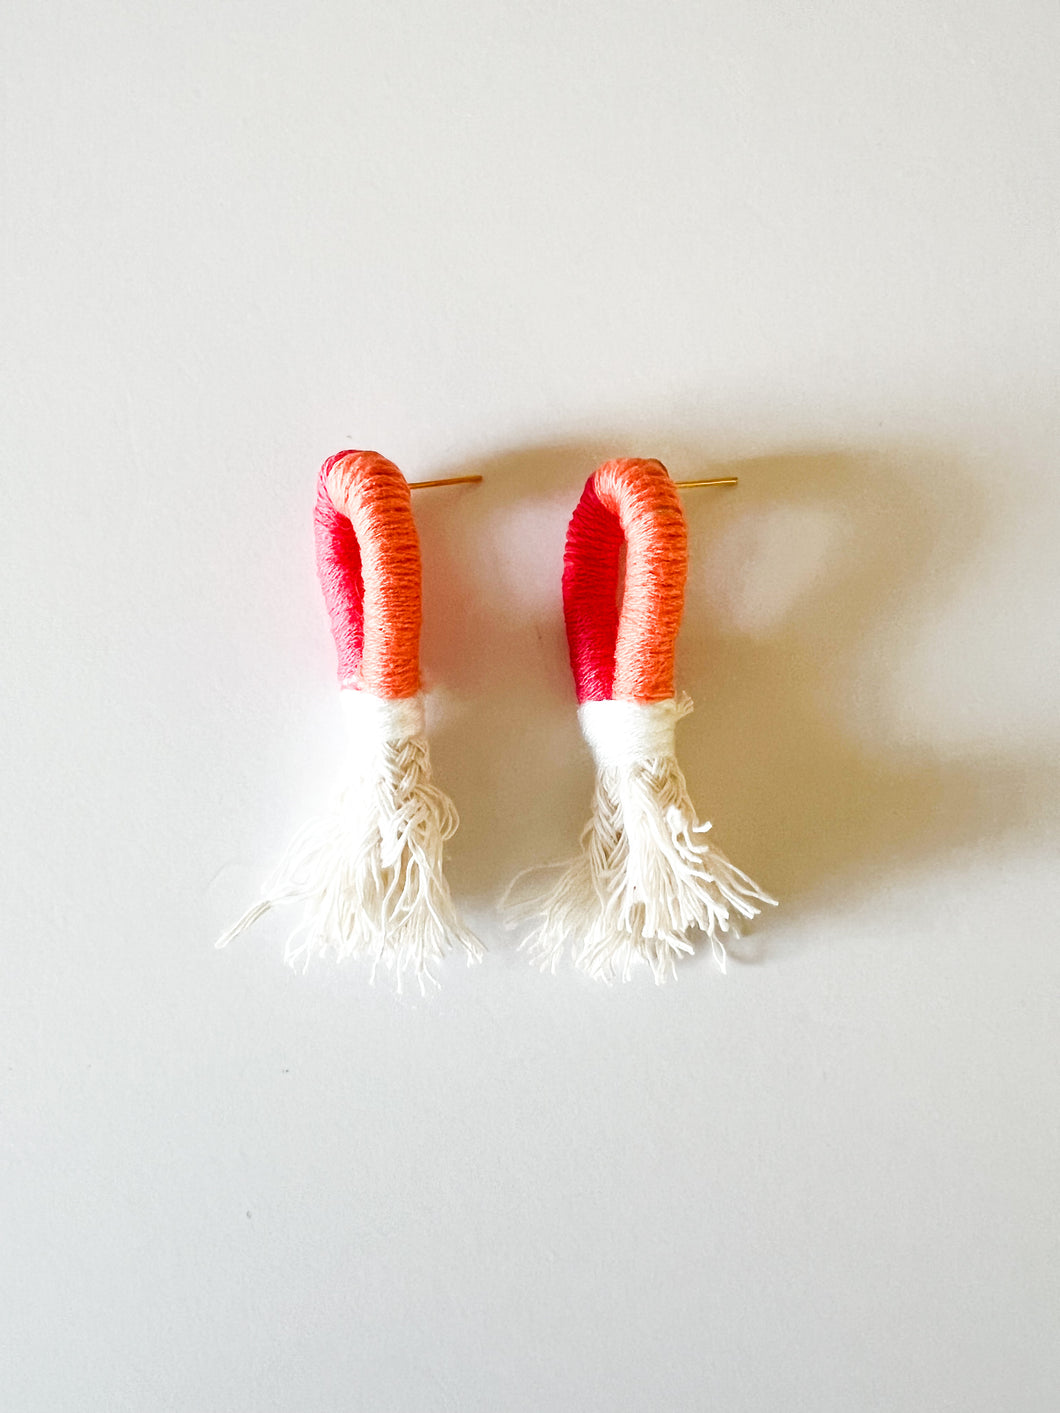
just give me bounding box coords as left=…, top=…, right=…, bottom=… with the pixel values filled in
left=217, top=691, right=481, bottom=990
left=508, top=697, right=776, bottom=984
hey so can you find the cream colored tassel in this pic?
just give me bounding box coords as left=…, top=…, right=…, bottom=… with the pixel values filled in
left=508, top=698, right=775, bottom=983
left=218, top=691, right=481, bottom=990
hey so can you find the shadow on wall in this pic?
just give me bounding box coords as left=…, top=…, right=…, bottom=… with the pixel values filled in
left=412, top=440, right=1050, bottom=952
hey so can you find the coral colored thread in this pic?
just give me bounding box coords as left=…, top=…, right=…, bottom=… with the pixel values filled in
left=315, top=450, right=422, bottom=699
left=563, top=458, right=688, bottom=704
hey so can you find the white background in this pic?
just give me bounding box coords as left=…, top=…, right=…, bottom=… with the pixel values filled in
left=3, top=3, right=1059, bottom=1410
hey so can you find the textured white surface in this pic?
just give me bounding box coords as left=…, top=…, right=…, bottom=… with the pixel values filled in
left=2, top=3, right=1059, bottom=1410
left=578, top=697, right=683, bottom=767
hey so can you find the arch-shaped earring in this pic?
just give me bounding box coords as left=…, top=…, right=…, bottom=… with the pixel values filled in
left=219, top=450, right=481, bottom=988
left=507, top=456, right=776, bottom=983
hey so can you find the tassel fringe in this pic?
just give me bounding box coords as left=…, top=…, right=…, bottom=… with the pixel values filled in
left=507, top=699, right=775, bottom=983
left=218, top=694, right=481, bottom=991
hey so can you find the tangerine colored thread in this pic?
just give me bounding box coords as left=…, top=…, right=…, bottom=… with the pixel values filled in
left=563, top=458, right=688, bottom=704
left=314, top=450, right=422, bottom=699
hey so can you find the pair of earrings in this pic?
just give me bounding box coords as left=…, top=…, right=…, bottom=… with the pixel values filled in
left=219, top=449, right=775, bottom=986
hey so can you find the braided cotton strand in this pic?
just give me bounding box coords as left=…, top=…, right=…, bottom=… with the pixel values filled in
left=509, top=457, right=775, bottom=983
left=219, top=450, right=480, bottom=988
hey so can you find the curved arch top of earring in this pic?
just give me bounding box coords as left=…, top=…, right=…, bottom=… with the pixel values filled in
left=316, top=450, right=423, bottom=699
left=563, top=457, right=689, bottom=704
left=315, top=454, right=484, bottom=697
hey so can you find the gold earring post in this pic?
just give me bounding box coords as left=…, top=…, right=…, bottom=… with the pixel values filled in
left=407, top=474, right=483, bottom=490
left=407, top=473, right=731, bottom=489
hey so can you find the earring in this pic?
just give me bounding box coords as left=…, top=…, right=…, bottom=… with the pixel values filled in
left=218, top=450, right=482, bottom=988
left=507, top=457, right=776, bottom=983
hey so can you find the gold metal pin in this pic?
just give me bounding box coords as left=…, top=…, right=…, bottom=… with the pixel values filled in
left=674, top=477, right=738, bottom=489
left=407, top=474, right=483, bottom=490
